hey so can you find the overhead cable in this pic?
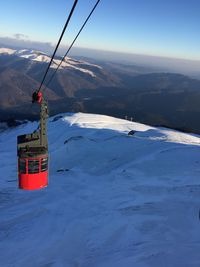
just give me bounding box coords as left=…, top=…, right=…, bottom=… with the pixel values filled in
left=38, top=0, right=79, bottom=92
left=46, top=0, right=101, bottom=87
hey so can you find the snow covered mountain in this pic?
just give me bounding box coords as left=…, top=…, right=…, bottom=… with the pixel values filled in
left=1, top=112, right=200, bottom=267
left=0, top=47, right=121, bottom=111
left=0, top=47, right=102, bottom=77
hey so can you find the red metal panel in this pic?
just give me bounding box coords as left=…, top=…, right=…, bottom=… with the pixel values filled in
left=19, top=171, right=48, bottom=190
left=18, top=157, right=48, bottom=190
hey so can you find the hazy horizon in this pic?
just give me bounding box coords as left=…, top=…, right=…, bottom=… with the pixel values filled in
left=1, top=35, right=200, bottom=77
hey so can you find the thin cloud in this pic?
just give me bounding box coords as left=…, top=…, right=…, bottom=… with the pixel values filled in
left=13, top=33, right=29, bottom=40
left=0, top=35, right=53, bottom=53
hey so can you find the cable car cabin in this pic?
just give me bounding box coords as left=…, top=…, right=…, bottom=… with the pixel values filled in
left=17, top=135, right=48, bottom=190
left=17, top=92, right=48, bottom=190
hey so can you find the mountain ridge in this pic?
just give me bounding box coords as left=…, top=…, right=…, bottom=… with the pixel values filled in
left=1, top=46, right=200, bottom=134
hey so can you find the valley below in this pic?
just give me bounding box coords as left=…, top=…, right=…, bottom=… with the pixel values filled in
left=1, top=47, right=200, bottom=134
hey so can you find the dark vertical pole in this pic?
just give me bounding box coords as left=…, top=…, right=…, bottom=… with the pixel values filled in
left=40, top=97, right=48, bottom=148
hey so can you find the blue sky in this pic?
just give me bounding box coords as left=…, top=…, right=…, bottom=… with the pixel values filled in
left=1, top=0, right=200, bottom=60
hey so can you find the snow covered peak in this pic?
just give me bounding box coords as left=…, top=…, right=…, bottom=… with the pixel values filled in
left=15, top=49, right=51, bottom=63
left=0, top=47, right=50, bottom=61
left=53, top=113, right=200, bottom=146
left=0, top=47, right=102, bottom=77
left=0, top=47, right=16, bottom=55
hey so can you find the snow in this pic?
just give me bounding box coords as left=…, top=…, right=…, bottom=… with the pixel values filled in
left=16, top=50, right=50, bottom=63
left=0, top=122, right=8, bottom=132
left=66, top=57, right=103, bottom=70
left=0, top=47, right=99, bottom=77
left=51, top=58, right=96, bottom=77
left=1, top=112, right=200, bottom=267
left=0, top=48, right=16, bottom=55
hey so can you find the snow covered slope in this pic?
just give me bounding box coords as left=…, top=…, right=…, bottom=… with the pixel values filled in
left=1, top=113, right=200, bottom=267
left=0, top=47, right=101, bottom=77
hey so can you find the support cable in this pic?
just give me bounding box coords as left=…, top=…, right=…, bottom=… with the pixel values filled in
left=46, top=0, right=101, bottom=87
left=37, top=0, right=78, bottom=92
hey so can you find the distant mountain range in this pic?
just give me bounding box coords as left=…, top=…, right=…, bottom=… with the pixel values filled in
left=1, top=46, right=200, bottom=133
left=0, top=47, right=122, bottom=105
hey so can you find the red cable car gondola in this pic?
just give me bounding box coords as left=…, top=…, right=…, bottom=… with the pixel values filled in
left=17, top=91, right=48, bottom=190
